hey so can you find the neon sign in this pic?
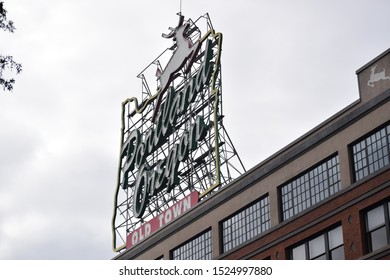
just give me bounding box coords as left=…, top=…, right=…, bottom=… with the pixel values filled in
left=126, top=191, right=199, bottom=249
left=121, top=40, right=214, bottom=218
left=112, top=14, right=245, bottom=252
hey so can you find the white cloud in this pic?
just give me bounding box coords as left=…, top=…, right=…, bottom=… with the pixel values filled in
left=0, top=0, right=389, bottom=259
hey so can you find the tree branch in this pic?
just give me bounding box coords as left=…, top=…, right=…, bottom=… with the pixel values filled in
left=1, top=2, right=21, bottom=92
left=0, top=2, right=15, bottom=32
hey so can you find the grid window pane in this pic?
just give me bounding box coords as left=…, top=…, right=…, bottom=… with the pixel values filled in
left=309, top=235, right=325, bottom=259
left=328, top=226, right=343, bottom=249
left=172, top=230, right=212, bottom=260
left=222, top=196, right=270, bottom=253
left=367, top=205, right=385, bottom=231
left=281, top=155, right=340, bottom=221
left=330, top=246, right=345, bottom=260
left=313, top=254, right=327, bottom=260
left=352, top=125, right=390, bottom=181
left=290, top=225, right=344, bottom=260
left=370, top=227, right=388, bottom=251
left=292, top=244, right=306, bottom=260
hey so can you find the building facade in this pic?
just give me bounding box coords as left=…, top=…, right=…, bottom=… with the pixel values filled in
left=114, top=48, right=390, bottom=260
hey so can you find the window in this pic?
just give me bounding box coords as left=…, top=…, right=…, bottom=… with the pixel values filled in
left=221, top=196, right=270, bottom=253
left=364, top=200, right=390, bottom=253
left=351, top=124, right=390, bottom=181
left=280, top=155, right=341, bottom=221
left=172, top=229, right=212, bottom=260
left=290, top=225, right=344, bottom=260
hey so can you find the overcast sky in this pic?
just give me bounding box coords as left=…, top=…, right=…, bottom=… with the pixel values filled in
left=0, top=0, right=389, bottom=260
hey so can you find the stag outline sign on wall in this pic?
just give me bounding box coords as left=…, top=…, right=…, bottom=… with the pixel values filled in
left=367, top=64, right=390, bottom=88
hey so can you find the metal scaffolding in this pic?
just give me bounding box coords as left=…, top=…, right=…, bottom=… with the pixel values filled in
left=112, top=14, right=246, bottom=252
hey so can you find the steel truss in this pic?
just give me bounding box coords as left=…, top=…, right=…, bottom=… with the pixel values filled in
left=112, top=14, right=246, bottom=252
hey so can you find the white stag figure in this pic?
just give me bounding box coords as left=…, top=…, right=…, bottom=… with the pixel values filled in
left=367, top=64, right=390, bottom=87
left=153, top=15, right=201, bottom=121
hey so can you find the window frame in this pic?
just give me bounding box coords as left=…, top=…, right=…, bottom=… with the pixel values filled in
left=278, top=153, right=341, bottom=222
left=363, top=199, right=390, bottom=253
left=170, top=228, right=212, bottom=260
left=220, top=194, right=270, bottom=254
left=349, top=122, right=390, bottom=182
left=288, top=224, right=345, bottom=260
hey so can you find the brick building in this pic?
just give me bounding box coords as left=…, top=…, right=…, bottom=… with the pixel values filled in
left=114, top=48, right=390, bottom=260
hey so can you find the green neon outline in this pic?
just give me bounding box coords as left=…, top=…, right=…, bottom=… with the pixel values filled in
left=112, top=29, right=223, bottom=253
left=198, top=30, right=222, bottom=199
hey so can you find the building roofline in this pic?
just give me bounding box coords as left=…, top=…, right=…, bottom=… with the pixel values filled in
left=356, top=48, right=390, bottom=74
